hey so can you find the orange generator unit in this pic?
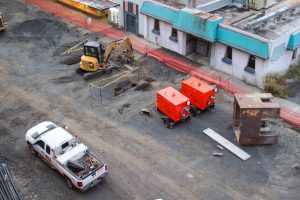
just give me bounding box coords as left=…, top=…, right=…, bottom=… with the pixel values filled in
left=156, top=86, right=191, bottom=128
left=181, top=76, right=215, bottom=116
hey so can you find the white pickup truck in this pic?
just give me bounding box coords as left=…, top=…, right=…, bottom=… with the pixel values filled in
left=25, top=121, right=108, bottom=191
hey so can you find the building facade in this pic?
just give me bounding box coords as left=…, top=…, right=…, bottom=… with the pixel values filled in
left=139, top=0, right=300, bottom=88
left=112, top=0, right=145, bottom=35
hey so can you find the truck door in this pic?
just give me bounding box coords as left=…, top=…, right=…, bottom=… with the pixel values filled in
left=44, top=145, right=52, bottom=164
left=34, top=140, right=46, bottom=157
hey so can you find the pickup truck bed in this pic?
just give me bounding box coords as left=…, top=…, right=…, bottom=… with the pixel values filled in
left=65, top=152, right=104, bottom=179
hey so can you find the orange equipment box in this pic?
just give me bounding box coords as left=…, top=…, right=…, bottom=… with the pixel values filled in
left=181, top=77, right=215, bottom=110
left=156, top=86, right=190, bottom=123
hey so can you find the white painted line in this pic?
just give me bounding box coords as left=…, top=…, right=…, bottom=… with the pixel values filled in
left=186, top=173, right=194, bottom=178
left=203, top=128, right=251, bottom=161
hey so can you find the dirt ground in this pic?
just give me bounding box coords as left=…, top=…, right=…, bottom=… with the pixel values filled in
left=1, top=0, right=300, bottom=199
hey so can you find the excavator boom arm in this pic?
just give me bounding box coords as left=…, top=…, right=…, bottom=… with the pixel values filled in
left=101, top=37, right=134, bottom=67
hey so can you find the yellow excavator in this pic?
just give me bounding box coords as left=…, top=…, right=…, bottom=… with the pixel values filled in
left=77, top=37, right=134, bottom=79
left=0, top=13, right=7, bottom=32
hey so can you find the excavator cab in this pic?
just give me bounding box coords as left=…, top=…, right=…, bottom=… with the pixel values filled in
left=0, top=14, right=7, bottom=32
left=80, top=41, right=105, bottom=72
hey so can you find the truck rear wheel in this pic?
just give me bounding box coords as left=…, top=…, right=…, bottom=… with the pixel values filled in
left=64, top=177, right=74, bottom=189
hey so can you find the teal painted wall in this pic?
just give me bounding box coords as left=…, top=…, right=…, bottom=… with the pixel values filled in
left=217, top=27, right=269, bottom=59
left=173, top=11, right=223, bottom=42
left=140, top=1, right=271, bottom=59
left=140, top=1, right=178, bottom=23
left=287, top=31, right=300, bottom=50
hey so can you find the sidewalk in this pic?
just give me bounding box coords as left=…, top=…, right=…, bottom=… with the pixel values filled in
left=25, top=0, right=300, bottom=128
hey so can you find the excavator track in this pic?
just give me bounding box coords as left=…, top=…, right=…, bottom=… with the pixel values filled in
left=76, top=67, right=113, bottom=80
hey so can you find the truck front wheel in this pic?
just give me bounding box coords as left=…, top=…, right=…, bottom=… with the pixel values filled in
left=28, top=143, right=37, bottom=156
left=64, top=177, right=74, bottom=189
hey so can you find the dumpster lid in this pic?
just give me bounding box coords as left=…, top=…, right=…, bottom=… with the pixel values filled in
left=182, top=76, right=214, bottom=93
left=157, top=86, right=189, bottom=106
left=234, top=93, right=280, bottom=109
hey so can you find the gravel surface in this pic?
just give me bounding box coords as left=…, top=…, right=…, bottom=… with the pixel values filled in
left=0, top=1, right=300, bottom=200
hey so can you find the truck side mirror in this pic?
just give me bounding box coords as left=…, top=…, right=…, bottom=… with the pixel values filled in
left=63, top=125, right=69, bottom=130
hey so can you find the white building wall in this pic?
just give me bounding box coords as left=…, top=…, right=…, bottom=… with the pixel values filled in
left=211, top=30, right=300, bottom=89
left=143, top=15, right=185, bottom=55
left=211, top=42, right=267, bottom=88
left=265, top=34, right=298, bottom=75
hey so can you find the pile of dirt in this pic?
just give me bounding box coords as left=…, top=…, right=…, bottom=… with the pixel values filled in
left=12, top=18, right=66, bottom=44
left=113, top=78, right=153, bottom=95
left=134, top=80, right=151, bottom=91
left=114, top=79, right=136, bottom=96
left=118, top=103, right=131, bottom=114
left=15, top=20, right=46, bottom=34
left=60, top=55, right=81, bottom=65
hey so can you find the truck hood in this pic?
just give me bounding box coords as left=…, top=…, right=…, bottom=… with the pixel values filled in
left=26, top=121, right=57, bottom=141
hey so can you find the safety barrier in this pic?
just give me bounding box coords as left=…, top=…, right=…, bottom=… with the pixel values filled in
left=25, top=0, right=300, bottom=128
left=0, top=164, right=22, bottom=200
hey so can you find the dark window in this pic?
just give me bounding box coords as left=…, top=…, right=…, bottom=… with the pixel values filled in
left=292, top=48, right=298, bottom=60
left=225, top=47, right=232, bottom=60
left=247, top=55, right=255, bottom=69
left=244, top=55, right=256, bottom=74
left=171, top=28, right=177, bottom=37
left=62, top=142, right=69, bottom=149
left=36, top=140, right=45, bottom=150
left=154, top=19, right=159, bottom=31
left=169, top=28, right=178, bottom=42
left=222, top=46, right=232, bottom=64
left=152, top=19, right=160, bottom=35
left=46, top=145, right=51, bottom=155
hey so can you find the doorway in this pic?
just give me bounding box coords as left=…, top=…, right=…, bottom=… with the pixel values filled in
left=126, top=13, right=137, bottom=34
left=197, top=38, right=210, bottom=57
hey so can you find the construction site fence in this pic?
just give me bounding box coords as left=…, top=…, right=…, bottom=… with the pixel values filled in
left=26, top=0, right=300, bottom=128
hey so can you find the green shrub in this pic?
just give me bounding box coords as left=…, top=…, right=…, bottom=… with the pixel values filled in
left=286, top=62, right=300, bottom=79
left=264, top=73, right=288, bottom=98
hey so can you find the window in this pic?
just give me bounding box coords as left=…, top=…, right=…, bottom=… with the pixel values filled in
left=169, top=28, right=178, bottom=42
left=152, top=19, right=160, bottom=35
left=292, top=48, right=298, bottom=60
left=244, top=55, right=256, bottom=74
left=222, top=46, right=232, bottom=64
left=46, top=145, right=51, bottom=155
left=36, top=140, right=45, bottom=150
left=62, top=142, right=69, bottom=149
left=84, top=46, right=98, bottom=58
